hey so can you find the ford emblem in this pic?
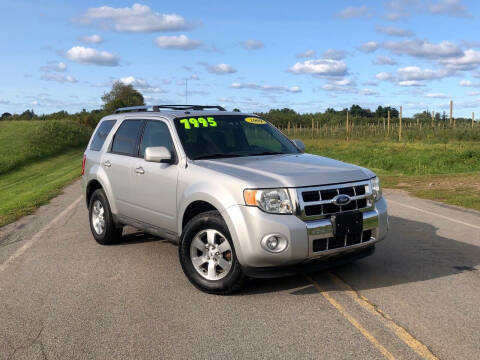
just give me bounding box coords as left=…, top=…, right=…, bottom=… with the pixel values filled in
left=333, top=194, right=351, bottom=206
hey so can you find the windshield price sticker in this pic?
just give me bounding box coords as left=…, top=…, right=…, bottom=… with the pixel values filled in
left=245, top=117, right=266, bottom=124
left=180, top=117, right=217, bottom=129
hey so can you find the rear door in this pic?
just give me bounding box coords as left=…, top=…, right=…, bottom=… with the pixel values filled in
left=129, top=119, right=179, bottom=233
left=101, top=119, right=143, bottom=218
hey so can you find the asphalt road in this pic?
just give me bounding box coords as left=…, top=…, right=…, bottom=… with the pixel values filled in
left=0, top=180, right=479, bottom=360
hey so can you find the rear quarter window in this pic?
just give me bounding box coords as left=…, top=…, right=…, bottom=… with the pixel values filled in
left=110, top=119, right=143, bottom=156
left=90, top=120, right=116, bottom=151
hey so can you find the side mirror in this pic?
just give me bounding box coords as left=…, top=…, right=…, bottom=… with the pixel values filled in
left=292, top=139, right=306, bottom=153
left=144, top=146, right=173, bottom=163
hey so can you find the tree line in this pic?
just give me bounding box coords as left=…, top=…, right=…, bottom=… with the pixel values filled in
left=0, top=82, right=474, bottom=127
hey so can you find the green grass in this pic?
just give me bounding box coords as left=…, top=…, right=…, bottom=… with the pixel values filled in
left=0, top=120, right=91, bottom=175
left=0, top=148, right=84, bottom=226
left=303, top=139, right=480, bottom=176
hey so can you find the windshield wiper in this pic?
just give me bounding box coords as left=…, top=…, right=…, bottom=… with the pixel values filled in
left=249, top=151, right=287, bottom=156
left=193, top=153, right=245, bottom=160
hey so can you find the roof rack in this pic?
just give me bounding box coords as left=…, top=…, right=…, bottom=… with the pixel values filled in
left=115, top=105, right=226, bottom=114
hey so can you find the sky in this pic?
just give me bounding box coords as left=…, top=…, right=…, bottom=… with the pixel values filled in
left=1, top=0, right=480, bottom=117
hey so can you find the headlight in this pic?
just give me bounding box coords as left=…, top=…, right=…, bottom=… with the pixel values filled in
left=371, top=177, right=382, bottom=201
left=244, top=188, right=293, bottom=214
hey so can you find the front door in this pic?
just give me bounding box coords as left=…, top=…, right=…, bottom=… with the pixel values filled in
left=130, top=119, right=179, bottom=233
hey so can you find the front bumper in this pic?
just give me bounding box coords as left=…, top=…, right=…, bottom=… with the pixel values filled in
left=222, top=196, right=388, bottom=271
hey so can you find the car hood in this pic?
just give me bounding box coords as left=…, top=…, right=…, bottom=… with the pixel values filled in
left=194, top=153, right=373, bottom=188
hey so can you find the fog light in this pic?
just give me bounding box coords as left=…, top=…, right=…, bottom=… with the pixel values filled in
left=266, top=236, right=279, bottom=250
left=261, top=234, right=288, bottom=253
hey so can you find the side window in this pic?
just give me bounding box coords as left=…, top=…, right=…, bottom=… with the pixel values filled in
left=90, top=120, right=116, bottom=151
left=111, top=120, right=143, bottom=156
left=140, top=121, right=175, bottom=157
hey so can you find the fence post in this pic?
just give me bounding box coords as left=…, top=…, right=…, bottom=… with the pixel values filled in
left=399, top=106, right=402, bottom=141
left=287, top=121, right=291, bottom=135
left=311, top=118, right=314, bottom=138
left=449, top=100, right=453, bottom=126
left=346, top=111, right=349, bottom=140
left=431, top=111, right=434, bottom=127
left=387, top=110, right=390, bottom=135
left=473, top=112, right=475, bottom=128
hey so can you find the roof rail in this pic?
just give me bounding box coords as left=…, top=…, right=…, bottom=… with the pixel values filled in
left=115, top=104, right=226, bottom=114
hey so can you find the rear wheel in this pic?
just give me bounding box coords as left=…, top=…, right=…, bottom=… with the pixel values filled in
left=179, top=211, right=246, bottom=294
left=89, top=189, right=123, bottom=245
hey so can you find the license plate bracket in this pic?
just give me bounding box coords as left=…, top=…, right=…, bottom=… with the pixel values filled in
left=332, top=212, right=363, bottom=237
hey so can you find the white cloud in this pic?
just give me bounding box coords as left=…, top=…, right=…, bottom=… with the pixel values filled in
left=398, top=80, right=424, bottom=87
left=337, top=5, right=372, bottom=19
left=80, top=34, right=103, bottom=44
left=322, top=78, right=356, bottom=92
left=359, top=88, right=379, bottom=95
left=0, top=99, right=11, bottom=105
left=155, top=35, right=202, bottom=50
left=76, top=3, right=193, bottom=32
left=439, top=49, right=480, bottom=71
left=119, top=76, right=166, bottom=93
left=199, top=62, right=237, bottom=74
left=376, top=72, right=392, bottom=80
left=383, top=39, right=462, bottom=59
left=373, top=55, right=397, bottom=65
left=322, top=49, right=348, bottom=60
left=376, top=26, right=414, bottom=37
left=40, top=61, right=67, bottom=72
left=459, top=79, right=480, bottom=87
left=425, top=93, right=448, bottom=98
left=360, top=41, right=379, bottom=53
left=397, top=66, right=448, bottom=81
left=41, top=73, right=78, bottom=83
left=231, top=82, right=301, bottom=93
left=289, top=59, right=348, bottom=76
left=66, top=46, right=119, bottom=66
left=296, top=50, right=316, bottom=58
left=243, top=39, right=264, bottom=50
left=428, top=0, right=471, bottom=17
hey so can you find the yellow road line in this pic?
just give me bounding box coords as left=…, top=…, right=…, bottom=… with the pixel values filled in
left=304, top=275, right=396, bottom=360
left=328, top=272, right=439, bottom=360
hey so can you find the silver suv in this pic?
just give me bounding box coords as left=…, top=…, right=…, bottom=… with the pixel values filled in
left=82, top=105, right=388, bottom=294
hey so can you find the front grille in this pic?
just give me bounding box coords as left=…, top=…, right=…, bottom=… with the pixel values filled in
left=298, top=181, right=373, bottom=219
left=312, top=230, right=374, bottom=252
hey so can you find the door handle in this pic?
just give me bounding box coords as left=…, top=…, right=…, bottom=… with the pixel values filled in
left=135, top=167, right=145, bottom=175
left=104, top=160, right=111, bottom=168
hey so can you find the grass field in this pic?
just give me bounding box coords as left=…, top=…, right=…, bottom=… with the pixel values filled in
left=0, top=148, right=84, bottom=226
left=0, top=120, right=90, bottom=226
left=0, top=120, right=91, bottom=175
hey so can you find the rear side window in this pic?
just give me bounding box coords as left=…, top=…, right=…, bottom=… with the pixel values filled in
left=90, top=120, right=116, bottom=151
left=111, top=120, right=143, bottom=156
left=139, top=121, right=175, bottom=157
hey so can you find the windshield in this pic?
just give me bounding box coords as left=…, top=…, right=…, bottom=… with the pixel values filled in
left=174, top=115, right=300, bottom=160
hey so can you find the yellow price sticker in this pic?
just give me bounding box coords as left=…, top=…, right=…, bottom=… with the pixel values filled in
left=245, top=117, right=266, bottom=124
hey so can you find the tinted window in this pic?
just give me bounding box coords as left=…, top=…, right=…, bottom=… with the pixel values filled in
left=111, top=120, right=142, bottom=156
left=90, top=120, right=116, bottom=151
left=140, top=121, right=175, bottom=157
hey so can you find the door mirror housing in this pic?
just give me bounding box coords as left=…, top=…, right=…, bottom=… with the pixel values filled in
left=144, top=146, right=173, bottom=163
left=292, top=139, right=306, bottom=153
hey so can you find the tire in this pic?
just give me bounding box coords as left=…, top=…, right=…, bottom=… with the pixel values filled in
left=179, top=211, right=246, bottom=294
left=88, top=189, right=123, bottom=245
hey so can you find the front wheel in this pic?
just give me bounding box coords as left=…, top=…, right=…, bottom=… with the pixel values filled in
left=179, top=211, right=246, bottom=294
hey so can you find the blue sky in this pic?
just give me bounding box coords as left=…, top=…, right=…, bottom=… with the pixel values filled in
left=1, top=0, right=480, bottom=117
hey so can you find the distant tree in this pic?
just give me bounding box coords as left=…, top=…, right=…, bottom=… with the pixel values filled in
left=18, top=109, right=35, bottom=120
left=1, top=112, right=12, bottom=120
left=101, top=81, right=145, bottom=113
left=232, top=108, right=241, bottom=112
